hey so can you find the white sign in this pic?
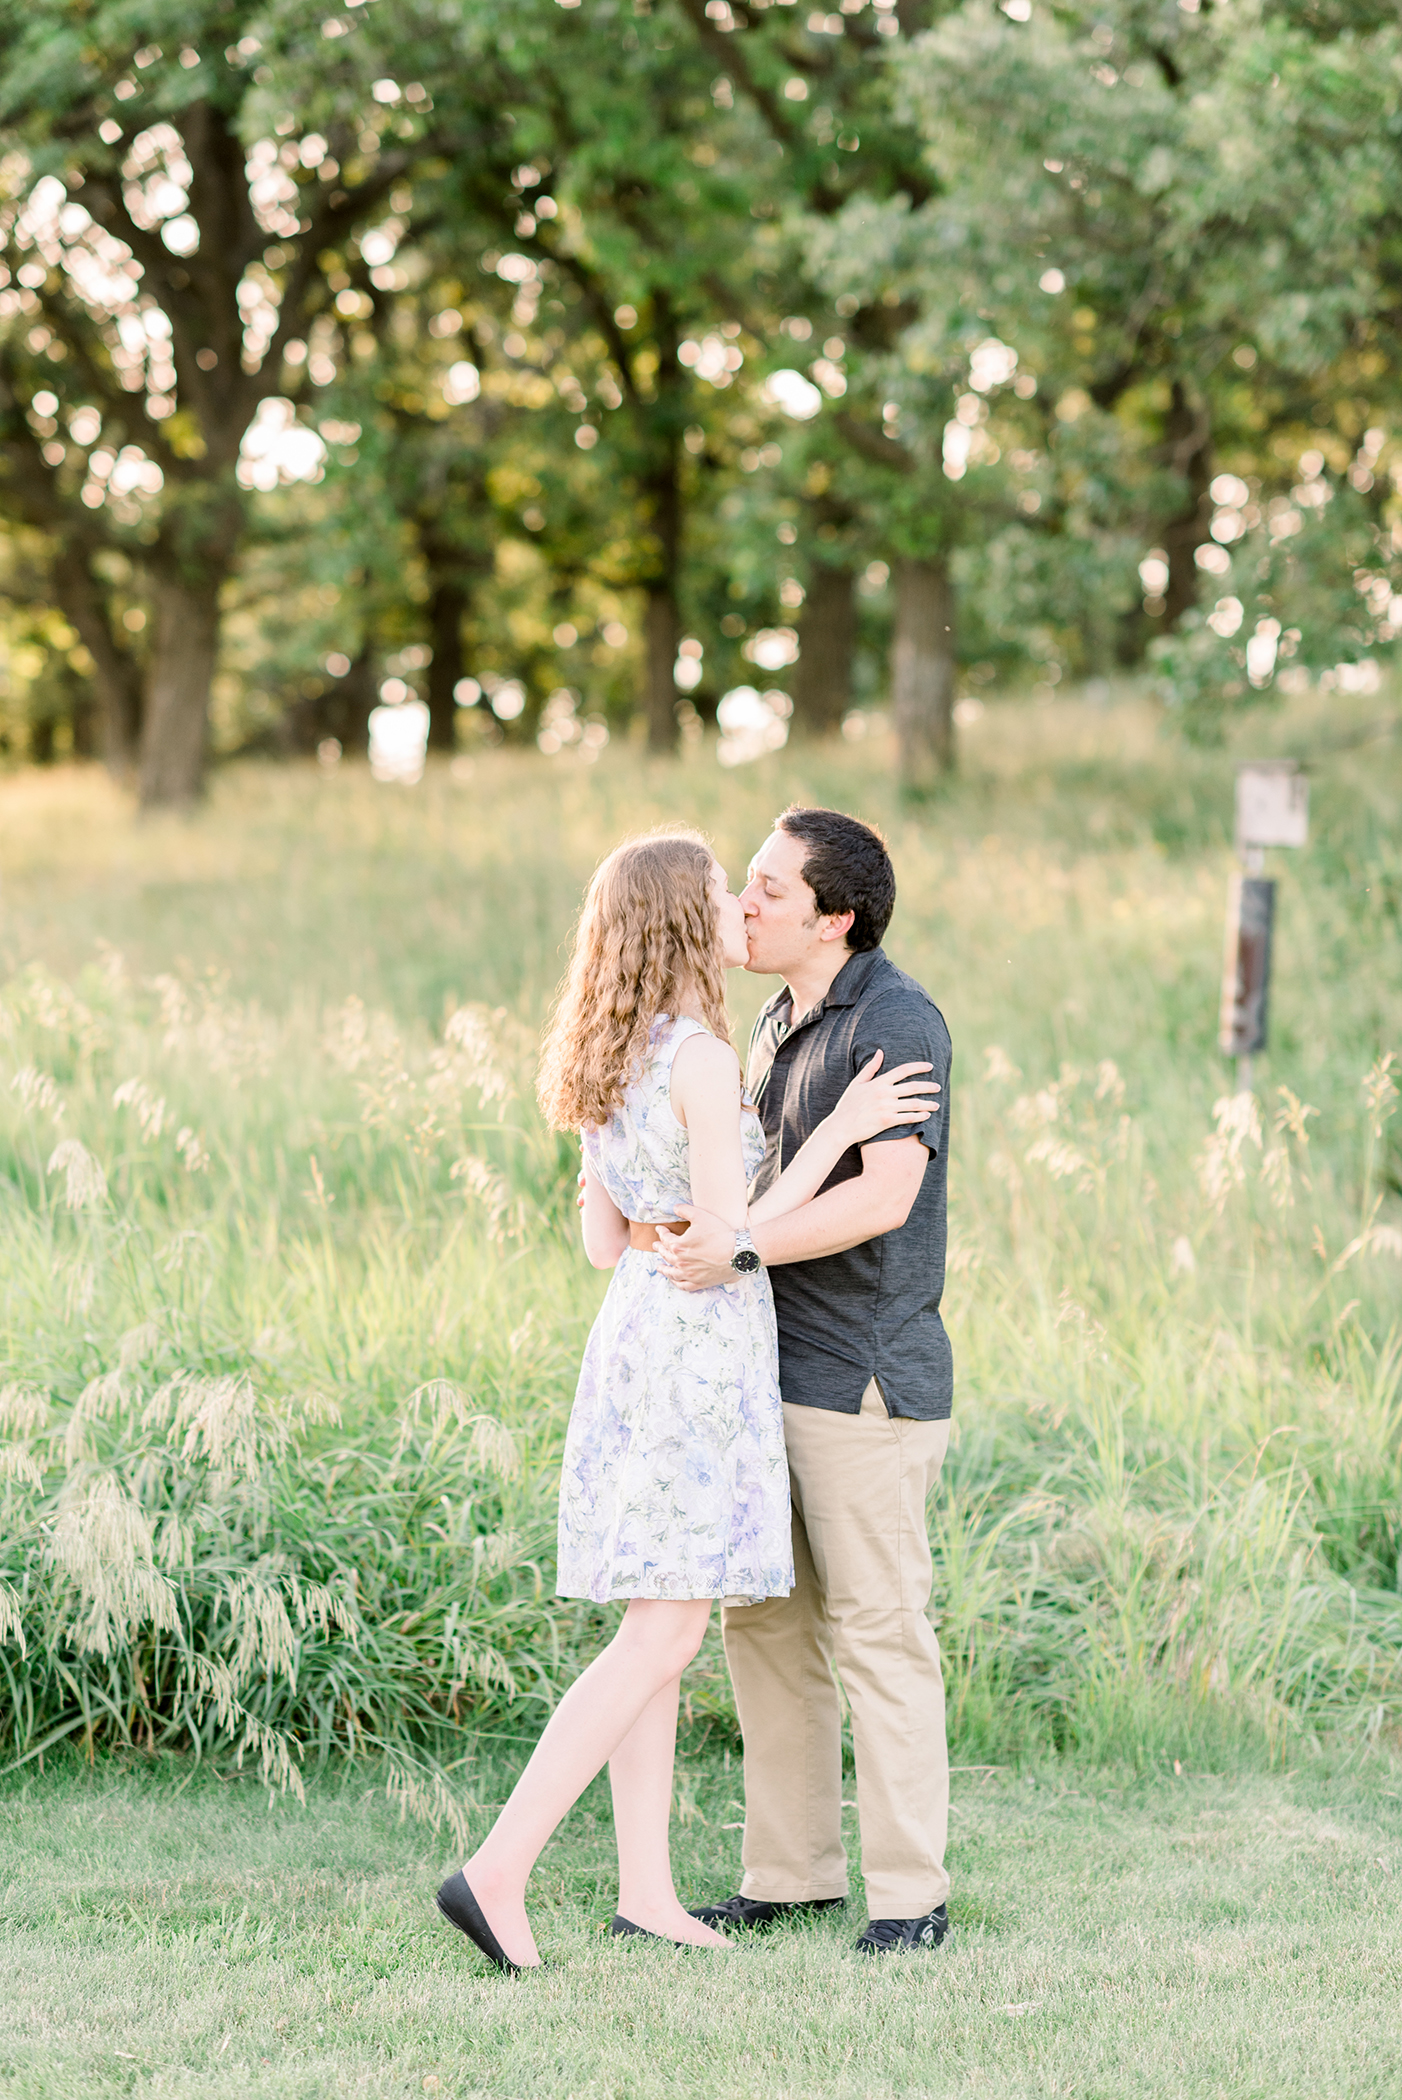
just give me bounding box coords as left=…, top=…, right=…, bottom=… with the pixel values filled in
left=1235, top=763, right=1309, bottom=851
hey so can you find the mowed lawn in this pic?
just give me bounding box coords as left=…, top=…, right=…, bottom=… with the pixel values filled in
left=2, top=1751, right=1400, bottom=2100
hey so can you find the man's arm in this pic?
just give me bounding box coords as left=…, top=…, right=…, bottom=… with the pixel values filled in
left=656, top=1135, right=928, bottom=1291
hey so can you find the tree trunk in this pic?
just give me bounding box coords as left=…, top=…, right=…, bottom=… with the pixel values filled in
left=641, top=291, right=683, bottom=756
left=1160, top=379, right=1212, bottom=629
left=323, top=645, right=378, bottom=757
left=644, top=585, right=680, bottom=754
left=891, top=555, right=956, bottom=791
left=793, top=563, right=856, bottom=736
left=51, top=545, right=143, bottom=776
left=71, top=683, right=98, bottom=759
left=426, top=576, right=466, bottom=751
left=137, top=570, right=223, bottom=807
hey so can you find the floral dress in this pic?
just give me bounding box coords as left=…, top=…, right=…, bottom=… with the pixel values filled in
left=556, top=1016, right=793, bottom=1605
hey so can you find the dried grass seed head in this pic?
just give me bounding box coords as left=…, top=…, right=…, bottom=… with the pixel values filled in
left=46, top=1138, right=108, bottom=1212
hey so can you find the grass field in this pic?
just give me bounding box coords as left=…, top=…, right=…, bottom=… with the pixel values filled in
left=1, top=693, right=1400, bottom=2094
left=3, top=1749, right=1402, bottom=2100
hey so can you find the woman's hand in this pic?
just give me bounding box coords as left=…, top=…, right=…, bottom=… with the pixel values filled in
left=827, top=1049, right=941, bottom=1147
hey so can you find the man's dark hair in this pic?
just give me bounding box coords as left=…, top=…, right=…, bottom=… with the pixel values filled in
left=776, top=806, right=895, bottom=953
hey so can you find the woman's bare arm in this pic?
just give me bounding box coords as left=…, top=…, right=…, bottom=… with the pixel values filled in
left=580, top=1161, right=629, bottom=1269
left=748, top=1052, right=938, bottom=1224
left=670, top=1037, right=938, bottom=1244
left=669, top=1034, right=750, bottom=1230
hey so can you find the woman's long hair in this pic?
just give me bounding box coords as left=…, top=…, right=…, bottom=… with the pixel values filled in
left=537, top=830, right=732, bottom=1131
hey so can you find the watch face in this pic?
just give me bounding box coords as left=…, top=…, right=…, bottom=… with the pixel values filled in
left=731, top=1249, right=762, bottom=1274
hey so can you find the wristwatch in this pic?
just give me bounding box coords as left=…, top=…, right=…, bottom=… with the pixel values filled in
left=731, top=1227, right=762, bottom=1275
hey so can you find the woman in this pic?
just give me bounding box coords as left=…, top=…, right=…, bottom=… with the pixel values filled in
left=435, top=831, right=936, bottom=1970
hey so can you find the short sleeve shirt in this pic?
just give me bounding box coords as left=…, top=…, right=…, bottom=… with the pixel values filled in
left=746, top=946, right=953, bottom=1420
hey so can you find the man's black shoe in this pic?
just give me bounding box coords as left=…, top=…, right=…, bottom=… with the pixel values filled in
left=855, top=1904, right=948, bottom=1956
left=687, top=1894, right=845, bottom=1933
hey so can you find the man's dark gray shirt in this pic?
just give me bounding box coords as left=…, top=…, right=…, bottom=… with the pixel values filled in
left=746, top=945, right=953, bottom=1421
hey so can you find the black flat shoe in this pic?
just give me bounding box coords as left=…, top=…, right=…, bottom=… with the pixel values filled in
left=435, top=1870, right=530, bottom=1973
left=610, top=1913, right=700, bottom=1948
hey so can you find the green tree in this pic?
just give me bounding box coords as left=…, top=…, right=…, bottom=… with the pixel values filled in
left=0, top=0, right=486, bottom=801
left=895, top=0, right=1402, bottom=720
left=675, top=0, right=983, bottom=784
left=261, top=0, right=768, bottom=753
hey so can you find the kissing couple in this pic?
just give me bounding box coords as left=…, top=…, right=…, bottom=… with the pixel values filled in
left=436, top=805, right=954, bottom=1968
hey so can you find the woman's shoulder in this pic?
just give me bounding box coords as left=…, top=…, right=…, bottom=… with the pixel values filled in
left=669, top=1027, right=741, bottom=1093
left=649, top=1012, right=727, bottom=1060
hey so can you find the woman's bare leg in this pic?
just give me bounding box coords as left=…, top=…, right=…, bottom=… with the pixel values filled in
left=461, top=1597, right=716, bottom=1965
left=609, top=1678, right=727, bottom=1945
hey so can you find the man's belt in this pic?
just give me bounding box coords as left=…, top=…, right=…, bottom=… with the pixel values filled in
left=627, top=1219, right=687, bottom=1252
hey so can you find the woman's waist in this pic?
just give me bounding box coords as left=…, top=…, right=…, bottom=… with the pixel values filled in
left=625, top=1217, right=689, bottom=1252
left=606, top=1240, right=775, bottom=1312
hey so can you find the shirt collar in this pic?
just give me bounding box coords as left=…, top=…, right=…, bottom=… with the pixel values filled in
left=759, top=945, right=887, bottom=1029
left=820, top=946, right=886, bottom=1009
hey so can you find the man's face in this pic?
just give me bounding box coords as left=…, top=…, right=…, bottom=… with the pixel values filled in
left=741, top=826, right=832, bottom=976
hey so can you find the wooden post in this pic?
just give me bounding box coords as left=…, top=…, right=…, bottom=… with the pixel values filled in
left=1219, top=867, right=1275, bottom=1089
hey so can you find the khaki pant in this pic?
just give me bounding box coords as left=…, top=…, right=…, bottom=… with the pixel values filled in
left=721, top=1380, right=951, bottom=1919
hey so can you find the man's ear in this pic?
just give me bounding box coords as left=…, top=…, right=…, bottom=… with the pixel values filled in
left=818, top=910, right=856, bottom=946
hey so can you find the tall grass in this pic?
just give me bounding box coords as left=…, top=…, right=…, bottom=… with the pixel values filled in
left=2, top=693, right=1400, bottom=1827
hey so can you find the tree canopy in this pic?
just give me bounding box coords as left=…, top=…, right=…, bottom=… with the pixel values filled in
left=2, top=0, right=1400, bottom=800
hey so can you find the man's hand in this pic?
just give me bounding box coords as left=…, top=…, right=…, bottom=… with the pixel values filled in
left=654, top=1204, right=738, bottom=1291
left=657, top=1134, right=929, bottom=1288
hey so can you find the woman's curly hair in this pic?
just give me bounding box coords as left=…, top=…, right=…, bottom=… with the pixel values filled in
left=538, top=830, right=731, bottom=1132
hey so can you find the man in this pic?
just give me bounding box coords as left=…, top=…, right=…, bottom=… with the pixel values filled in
left=658, top=805, right=954, bottom=1957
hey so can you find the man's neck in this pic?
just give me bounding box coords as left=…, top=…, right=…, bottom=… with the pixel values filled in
left=782, top=943, right=854, bottom=1024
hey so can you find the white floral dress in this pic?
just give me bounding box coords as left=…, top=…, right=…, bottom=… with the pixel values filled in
left=557, top=1016, right=793, bottom=1605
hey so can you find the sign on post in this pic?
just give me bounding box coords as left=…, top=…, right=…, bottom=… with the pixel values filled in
left=1219, top=762, right=1308, bottom=1087
left=1235, top=761, right=1309, bottom=856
